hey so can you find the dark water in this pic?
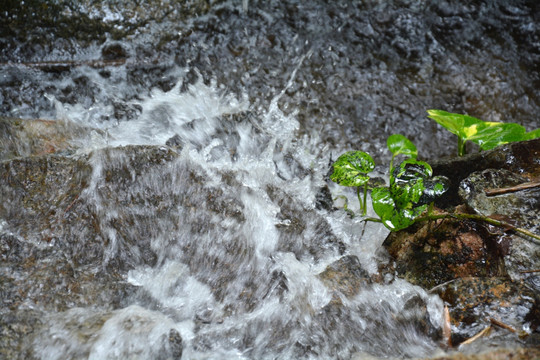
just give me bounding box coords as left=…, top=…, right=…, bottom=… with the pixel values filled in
left=1, top=0, right=539, bottom=160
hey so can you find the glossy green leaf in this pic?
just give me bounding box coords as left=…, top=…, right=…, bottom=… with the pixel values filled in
left=473, top=122, right=526, bottom=150
left=418, top=176, right=450, bottom=205
left=390, top=159, right=431, bottom=208
left=330, top=151, right=375, bottom=187
left=391, top=178, right=425, bottom=209
left=391, top=159, right=432, bottom=183
left=387, top=134, right=417, bottom=159
left=426, top=109, right=495, bottom=139
left=427, top=109, right=530, bottom=154
left=372, top=187, right=427, bottom=231
left=524, top=128, right=540, bottom=140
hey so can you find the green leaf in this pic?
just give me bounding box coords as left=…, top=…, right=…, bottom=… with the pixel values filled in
left=427, top=109, right=529, bottom=153
left=524, top=128, right=540, bottom=140
left=391, top=159, right=432, bottom=183
left=330, top=151, right=375, bottom=187
left=474, top=122, right=526, bottom=150
left=426, top=109, right=493, bottom=139
left=419, top=176, right=450, bottom=205
left=389, top=159, right=431, bottom=208
left=387, top=134, right=417, bottom=159
left=372, top=187, right=427, bottom=231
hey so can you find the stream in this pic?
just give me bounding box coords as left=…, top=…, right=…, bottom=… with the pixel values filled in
left=1, top=1, right=539, bottom=359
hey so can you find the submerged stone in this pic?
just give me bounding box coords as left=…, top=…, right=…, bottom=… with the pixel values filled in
left=0, top=117, right=100, bottom=160
left=431, top=277, right=540, bottom=347
left=318, top=255, right=371, bottom=298
left=459, top=168, right=540, bottom=294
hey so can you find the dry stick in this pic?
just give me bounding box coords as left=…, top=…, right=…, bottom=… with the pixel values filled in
left=520, top=269, right=540, bottom=274
left=485, top=180, right=540, bottom=196
left=489, top=318, right=516, bottom=333
left=460, top=325, right=492, bottom=346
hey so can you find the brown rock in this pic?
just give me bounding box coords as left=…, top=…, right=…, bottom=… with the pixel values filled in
left=431, top=277, right=539, bottom=346
left=383, top=211, right=506, bottom=289
left=318, top=255, right=371, bottom=297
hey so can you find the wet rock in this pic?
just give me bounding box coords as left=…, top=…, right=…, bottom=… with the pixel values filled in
left=431, top=277, right=540, bottom=347
left=101, top=43, right=127, bottom=61
left=267, top=184, right=345, bottom=262
left=157, top=328, right=183, bottom=360
left=318, top=255, right=371, bottom=297
left=431, top=139, right=540, bottom=208
left=0, top=117, right=97, bottom=160
left=315, top=184, right=334, bottom=211
left=459, top=168, right=540, bottom=294
left=165, top=133, right=184, bottom=149
left=427, top=347, right=540, bottom=360
left=459, top=168, right=540, bottom=232
left=312, top=281, right=442, bottom=359
left=0, top=309, right=41, bottom=360
left=32, top=306, right=182, bottom=360
left=383, top=212, right=506, bottom=289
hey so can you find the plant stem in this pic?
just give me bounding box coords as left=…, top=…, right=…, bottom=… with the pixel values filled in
left=362, top=183, right=368, bottom=216
left=458, top=137, right=466, bottom=156
left=362, top=212, right=540, bottom=245
left=356, top=186, right=364, bottom=215
left=415, top=212, right=540, bottom=245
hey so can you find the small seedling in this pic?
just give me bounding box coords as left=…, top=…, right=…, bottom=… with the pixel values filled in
left=331, top=135, right=449, bottom=231
left=329, top=130, right=540, bottom=243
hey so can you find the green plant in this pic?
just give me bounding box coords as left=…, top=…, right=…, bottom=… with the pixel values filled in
left=372, top=159, right=449, bottom=231
left=330, top=133, right=540, bottom=243
left=330, top=151, right=375, bottom=216
left=427, top=109, right=540, bottom=156
left=330, top=135, right=449, bottom=231
left=387, top=134, right=417, bottom=171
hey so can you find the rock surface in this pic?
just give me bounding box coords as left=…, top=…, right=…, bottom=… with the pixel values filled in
left=431, top=138, right=540, bottom=209
left=426, top=347, right=540, bottom=360
left=383, top=140, right=540, bottom=353
left=431, top=277, right=539, bottom=346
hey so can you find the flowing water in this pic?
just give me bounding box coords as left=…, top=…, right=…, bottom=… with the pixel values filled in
left=1, top=1, right=539, bottom=359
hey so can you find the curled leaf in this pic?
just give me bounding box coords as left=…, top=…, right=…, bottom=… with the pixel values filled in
left=330, top=151, right=375, bottom=187
left=387, top=134, right=417, bottom=159
left=391, top=159, right=432, bottom=183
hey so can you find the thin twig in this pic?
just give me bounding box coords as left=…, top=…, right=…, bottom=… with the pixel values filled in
left=64, top=194, right=80, bottom=214
left=0, top=59, right=126, bottom=70
left=414, top=212, right=540, bottom=245
left=460, top=325, right=492, bottom=346
left=443, top=305, right=452, bottom=347
left=519, top=269, right=540, bottom=274
left=485, top=181, right=540, bottom=196
left=489, top=318, right=516, bottom=333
